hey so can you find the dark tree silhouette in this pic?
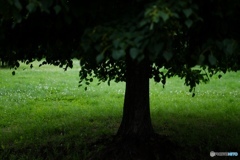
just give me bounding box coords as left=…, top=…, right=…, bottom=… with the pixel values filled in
left=1, top=0, right=240, bottom=159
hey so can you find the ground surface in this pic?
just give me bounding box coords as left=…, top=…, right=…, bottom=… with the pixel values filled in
left=0, top=60, right=240, bottom=159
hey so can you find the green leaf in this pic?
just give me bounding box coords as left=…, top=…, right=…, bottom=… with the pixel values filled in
left=185, top=19, right=193, bottom=28
left=183, top=8, right=193, bottom=18
left=26, top=3, right=36, bottom=13
left=96, top=54, right=104, bottom=63
left=158, top=11, right=169, bottom=22
left=14, top=0, right=22, bottom=10
left=139, top=20, right=148, bottom=27
left=133, top=36, right=144, bottom=48
left=54, top=5, right=62, bottom=14
left=12, top=10, right=22, bottom=24
left=208, top=54, right=217, bottom=65
left=1, top=144, right=5, bottom=149
left=149, top=23, right=154, bottom=30
left=171, top=13, right=179, bottom=18
left=112, top=49, right=125, bottom=60
left=198, top=54, right=205, bottom=64
left=137, top=54, right=145, bottom=62
left=41, top=0, right=53, bottom=11
left=113, top=39, right=121, bottom=48
left=130, top=48, right=140, bottom=60
left=144, top=7, right=152, bottom=17
left=119, top=42, right=126, bottom=49
left=223, top=39, right=236, bottom=55
left=163, top=51, right=173, bottom=61
left=152, top=15, right=159, bottom=23
left=192, top=93, right=195, bottom=97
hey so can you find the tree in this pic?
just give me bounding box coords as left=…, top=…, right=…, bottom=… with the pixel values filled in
left=1, top=0, right=240, bottom=159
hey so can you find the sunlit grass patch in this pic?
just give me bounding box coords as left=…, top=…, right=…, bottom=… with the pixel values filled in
left=0, top=60, right=240, bottom=159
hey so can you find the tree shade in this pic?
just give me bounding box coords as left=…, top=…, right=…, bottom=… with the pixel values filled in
left=1, top=0, right=240, bottom=159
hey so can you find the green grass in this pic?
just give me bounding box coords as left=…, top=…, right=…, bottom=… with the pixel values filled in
left=0, top=60, right=240, bottom=159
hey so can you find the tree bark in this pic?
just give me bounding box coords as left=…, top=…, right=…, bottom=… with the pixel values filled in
left=117, top=55, right=154, bottom=141
left=89, top=56, right=178, bottom=160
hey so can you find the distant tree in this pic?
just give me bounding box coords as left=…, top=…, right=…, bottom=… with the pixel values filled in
left=1, top=0, right=240, bottom=159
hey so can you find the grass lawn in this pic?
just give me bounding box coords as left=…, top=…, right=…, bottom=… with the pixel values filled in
left=0, top=60, right=240, bottom=159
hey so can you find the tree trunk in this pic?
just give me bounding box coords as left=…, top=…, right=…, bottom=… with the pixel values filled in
left=89, top=56, right=178, bottom=159
left=117, top=55, right=154, bottom=141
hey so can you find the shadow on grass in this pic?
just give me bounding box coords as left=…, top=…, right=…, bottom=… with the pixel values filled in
left=152, top=111, right=240, bottom=160
left=1, top=111, right=240, bottom=160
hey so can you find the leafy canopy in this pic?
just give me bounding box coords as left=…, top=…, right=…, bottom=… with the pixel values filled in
left=0, top=0, right=240, bottom=94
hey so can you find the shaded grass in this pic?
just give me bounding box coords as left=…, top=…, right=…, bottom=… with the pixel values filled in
left=150, top=72, right=240, bottom=159
left=0, top=60, right=240, bottom=159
